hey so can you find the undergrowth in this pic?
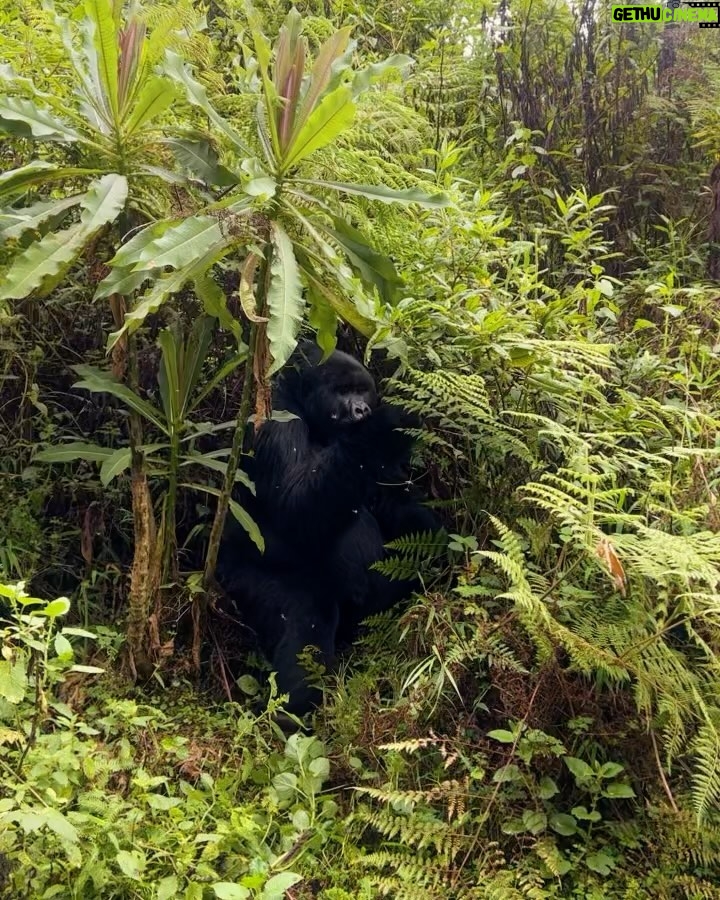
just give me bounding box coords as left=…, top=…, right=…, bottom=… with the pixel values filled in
left=2, top=0, right=720, bottom=897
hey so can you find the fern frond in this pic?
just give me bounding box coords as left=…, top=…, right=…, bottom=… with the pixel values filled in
left=372, top=530, right=446, bottom=581
left=691, top=721, right=720, bottom=822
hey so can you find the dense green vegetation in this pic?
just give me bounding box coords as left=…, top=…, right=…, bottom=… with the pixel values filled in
left=2, top=0, right=720, bottom=896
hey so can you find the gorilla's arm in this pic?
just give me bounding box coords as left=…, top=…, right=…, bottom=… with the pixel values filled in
left=253, top=417, right=371, bottom=541
left=367, top=404, right=441, bottom=538
left=252, top=400, right=433, bottom=544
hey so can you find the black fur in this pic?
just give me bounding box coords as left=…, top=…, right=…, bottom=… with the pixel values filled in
left=216, top=342, right=439, bottom=715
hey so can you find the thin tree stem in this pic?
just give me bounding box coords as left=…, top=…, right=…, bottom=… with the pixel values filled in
left=202, top=320, right=258, bottom=588
left=163, top=426, right=180, bottom=580
left=193, top=243, right=272, bottom=672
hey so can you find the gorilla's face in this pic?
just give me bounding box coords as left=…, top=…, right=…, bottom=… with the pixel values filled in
left=302, top=351, right=378, bottom=431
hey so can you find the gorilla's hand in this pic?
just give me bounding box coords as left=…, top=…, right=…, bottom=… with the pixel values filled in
left=342, top=404, right=416, bottom=483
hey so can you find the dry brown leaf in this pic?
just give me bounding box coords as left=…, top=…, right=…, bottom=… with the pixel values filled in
left=595, top=537, right=626, bottom=596
left=239, top=252, right=269, bottom=323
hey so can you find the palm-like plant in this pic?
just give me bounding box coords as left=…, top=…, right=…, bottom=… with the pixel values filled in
left=105, top=8, right=449, bottom=356
left=0, top=0, right=205, bottom=297
left=97, top=8, right=450, bottom=611
left=0, top=0, right=206, bottom=676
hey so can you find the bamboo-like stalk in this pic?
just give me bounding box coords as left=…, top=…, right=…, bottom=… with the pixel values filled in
left=192, top=246, right=273, bottom=669
left=124, top=328, right=160, bottom=679
left=202, top=320, right=259, bottom=589
left=162, top=419, right=180, bottom=582
left=190, top=322, right=257, bottom=672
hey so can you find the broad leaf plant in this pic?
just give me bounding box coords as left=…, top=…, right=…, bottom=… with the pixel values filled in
left=6, top=2, right=450, bottom=670
left=96, top=7, right=450, bottom=610
left=0, top=0, right=206, bottom=674
left=0, top=0, right=202, bottom=297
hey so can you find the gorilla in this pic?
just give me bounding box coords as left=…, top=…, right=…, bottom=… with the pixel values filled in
left=216, top=341, right=440, bottom=715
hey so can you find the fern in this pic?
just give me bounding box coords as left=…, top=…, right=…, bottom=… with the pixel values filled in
left=386, top=368, right=532, bottom=478
left=372, top=529, right=446, bottom=581
left=691, top=721, right=720, bottom=822
left=475, top=487, right=720, bottom=822
left=348, top=782, right=470, bottom=898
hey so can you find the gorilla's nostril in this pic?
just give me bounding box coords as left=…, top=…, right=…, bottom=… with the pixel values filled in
left=352, top=401, right=370, bottom=420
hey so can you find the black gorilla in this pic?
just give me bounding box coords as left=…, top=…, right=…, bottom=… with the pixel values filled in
left=216, top=342, right=440, bottom=715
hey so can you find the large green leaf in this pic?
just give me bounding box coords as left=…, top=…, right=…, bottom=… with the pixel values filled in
left=228, top=498, right=264, bottom=554
left=179, top=451, right=255, bottom=493
left=72, top=364, right=167, bottom=432
left=193, top=272, right=242, bottom=343
left=164, top=51, right=251, bottom=155
left=51, top=5, right=109, bottom=130
left=263, top=873, right=302, bottom=897
left=0, top=195, right=82, bottom=243
left=0, top=62, right=47, bottom=96
left=324, top=217, right=403, bottom=304
left=286, top=206, right=376, bottom=336
left=0, top=160, right=53, bottom=195
left=0, top=97, right=81, bottom=141
left=165, top=139, right=239, bottom=188
left=281, top=85, right=355, bottom=172
left=294, top=28, right=352, bottom=133
left=184, top=482, right=264, bottom=553
left=123, top=216, right=224, bottom=273
left=351, top=55, right=413, bottom=97
left=307, top=280, right=338, bottom=357
left=138, top=164, right=189, bottom=186
left=84, top=0, right=120, bottom=122
left=295, top=179, right=451, bottom=208
left=124, top=76, right=177, bottom=135
left=298, top=259, right=374, bottom=338
left=0, top=174, right=127, bottom=300
left=100, top=447, right=132, bottom=486
left=0, top=224, right=86, bottom=300
left=267, top=223, right=304, bottom=374
left=108, top=245, right=232, bottom=347
left=0, top=162, right=99, bottom=203
left=108, top=272, right=189, bottom=347
left=35, top=442, right=115, bottom=464
left=36, top=439, right=165, bottom=483
left=244, top=175, right=277, bottom=199
left=108, top=219, right=181, bottom=268
left=78, top=172, right=128, bottom=230
left=0, top=68, right=86, bottom=133
left=0, top=655, right=28, bottom=703
left=99, top=445, right=168, bottom=485
left=93, top=265, right=154, bottom=300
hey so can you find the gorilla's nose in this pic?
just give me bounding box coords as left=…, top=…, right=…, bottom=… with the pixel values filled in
left=351, top=400, right=371, bottom=421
